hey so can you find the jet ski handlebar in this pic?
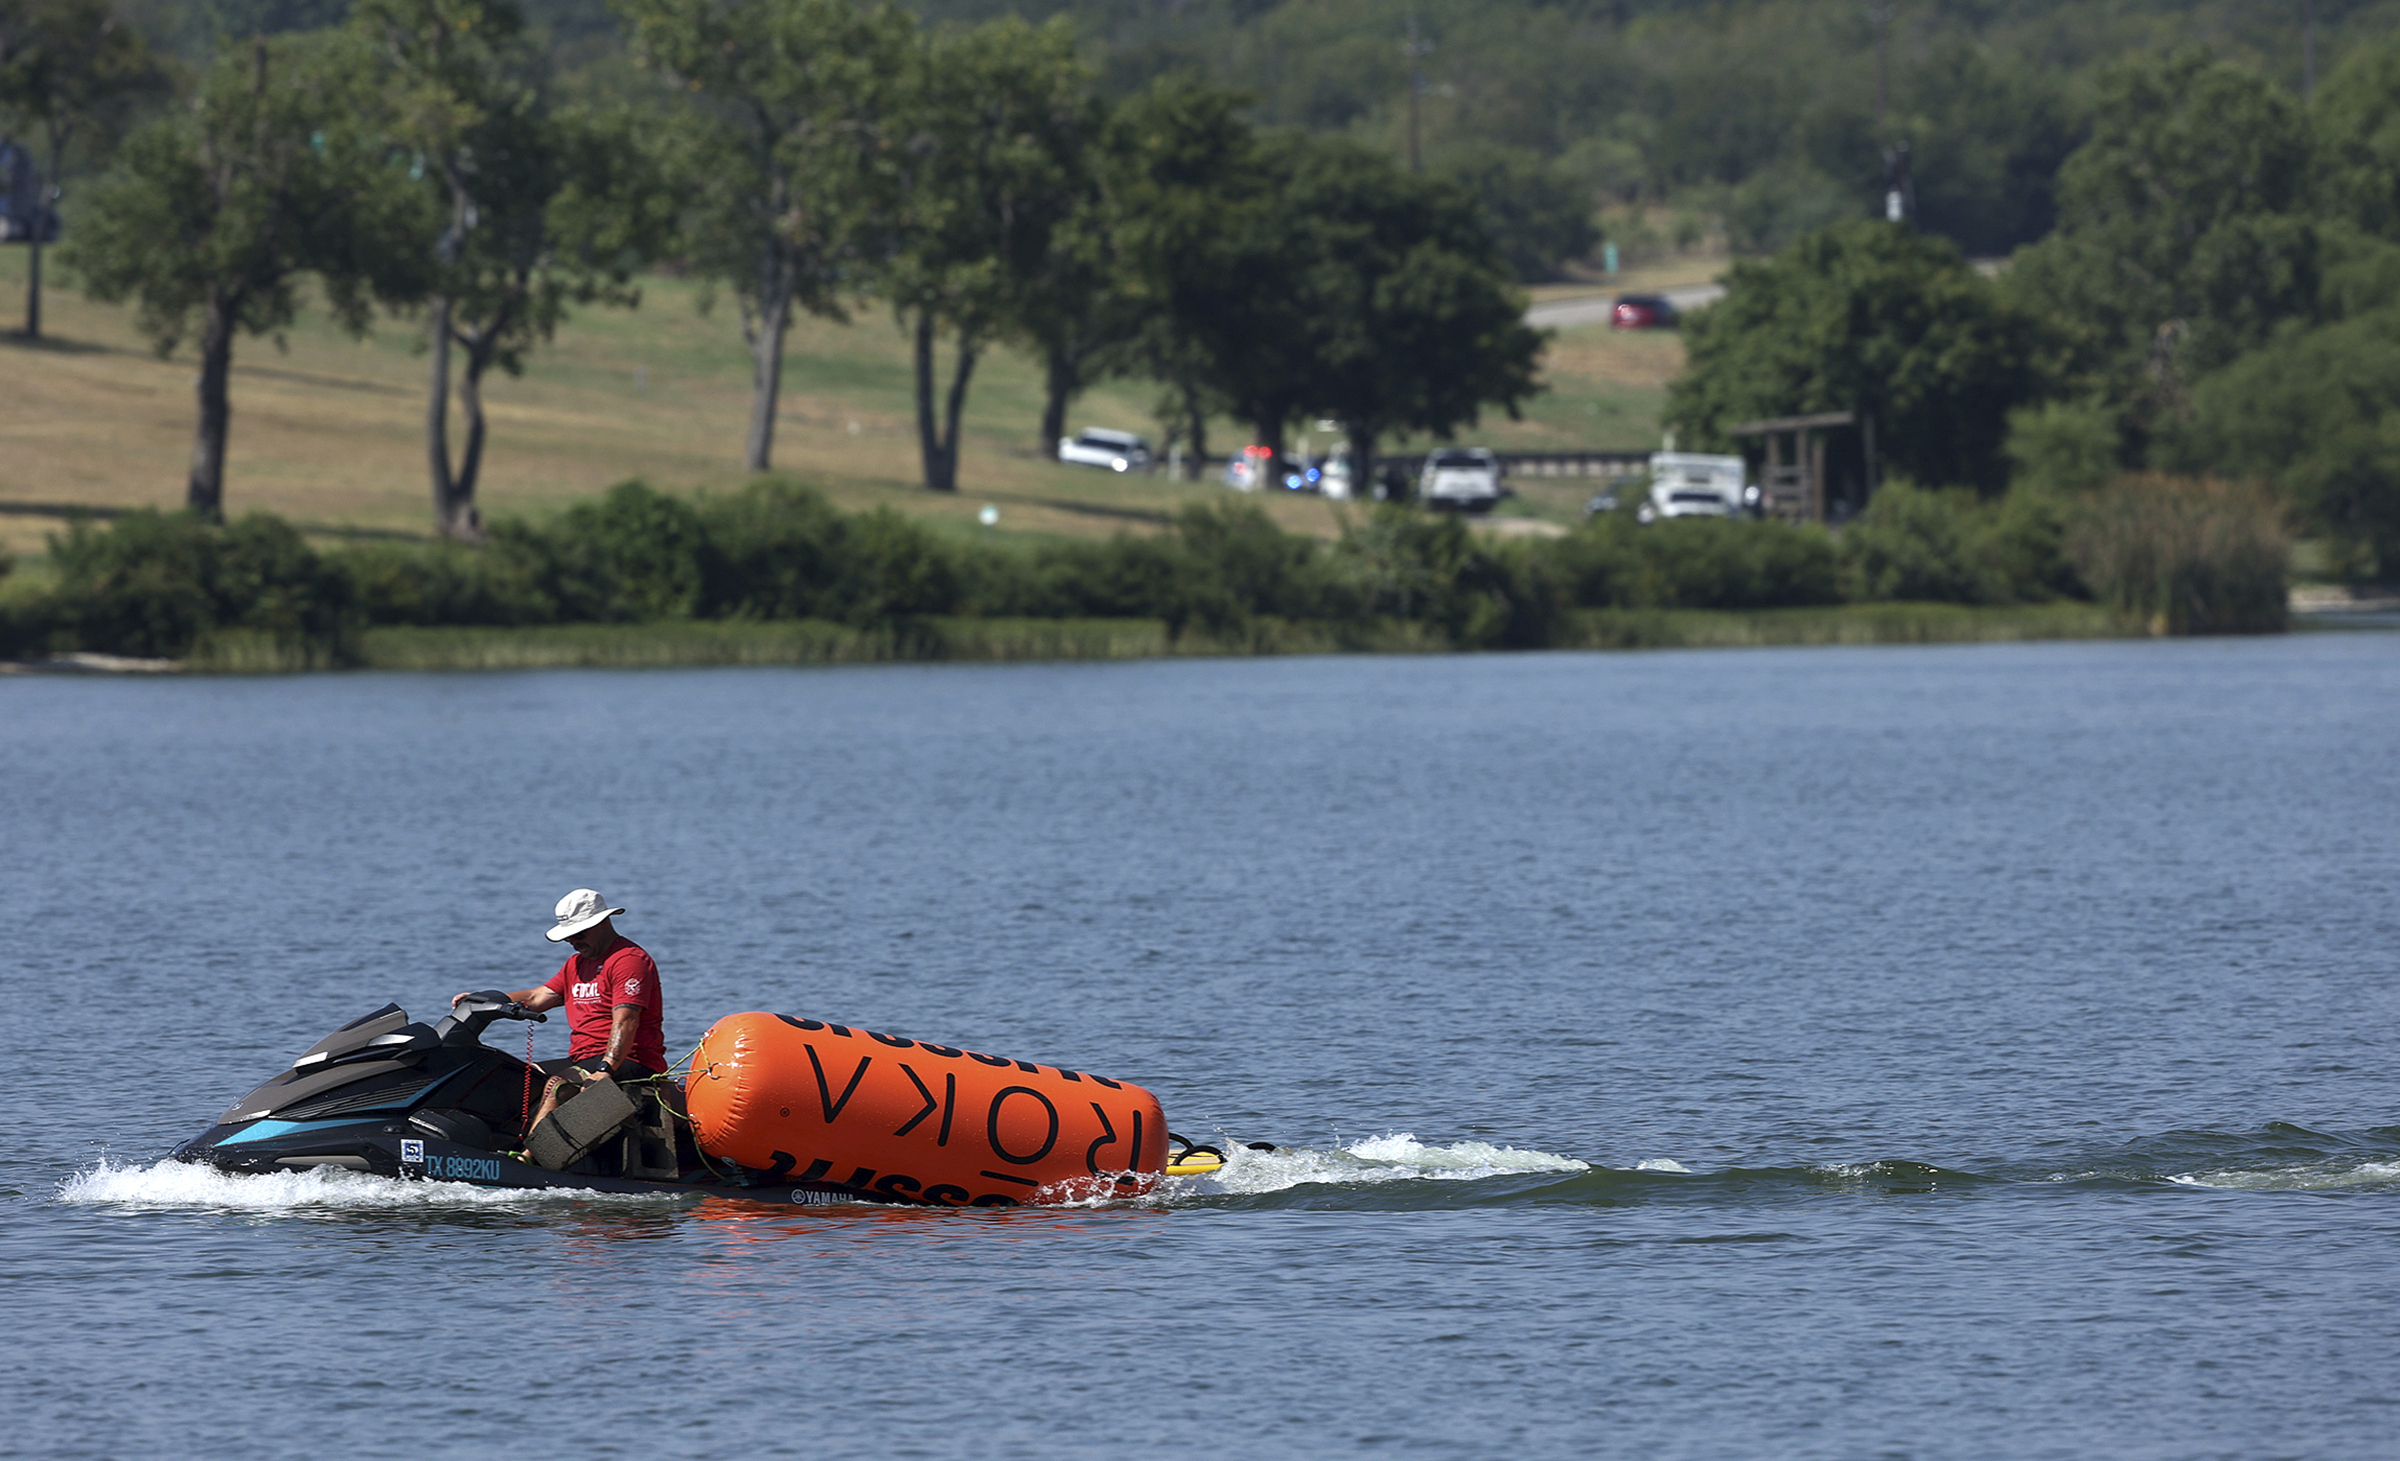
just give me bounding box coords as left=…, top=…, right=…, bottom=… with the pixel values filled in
left=436, top=991, right=549, bottom=1047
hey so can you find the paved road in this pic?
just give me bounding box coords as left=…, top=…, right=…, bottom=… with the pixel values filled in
left=1524, top=280, right=1724, bottom=330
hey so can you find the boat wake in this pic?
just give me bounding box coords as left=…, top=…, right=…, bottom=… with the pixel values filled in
left=2164, top=1160, right=2400, bottom=1192
left=51, top=1123, right=2400, bottom=1218
left=56, top=1158, right=686, bottom=1211
left=2046, top=1122, right=2400, bottom=1194
left=1155, top=1132, right=1594, bottom=1203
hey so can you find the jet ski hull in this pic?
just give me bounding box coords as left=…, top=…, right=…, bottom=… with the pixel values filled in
left=173, top=1118, right=893, bottom=1207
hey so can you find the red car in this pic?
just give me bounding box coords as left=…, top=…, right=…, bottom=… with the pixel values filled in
left=1609, top=294, right=1679, bottom=329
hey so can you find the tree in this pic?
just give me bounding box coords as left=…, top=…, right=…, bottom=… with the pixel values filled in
left=0, top=0, right=170, bottom=338
left=1893, top=35, right=2078, bottom=258
left=619, top=0, right=913, bottom=474
left=2315, top=35, right=2400, bottom=241
left=2177, top=309, right=2400, bottom=580
left=1118, top=121, right=1316, bottom=486
left=2003, top=51, right=2318, bottom=444
left=1122, top=127, right=1541, bottom=494
left=882, top=14, right=1092, bottom=493
left=1666, top=219, right=2052, bottom=494
left=65, top=32, right=430, bottom=517
left=1434, top=140, right=1598, bottom=282
left=1280, top=137, right=1545, bottom=500
left=1106, top=74, right=1266, bottom=472
left=1009, top=81, right=1126, bottom=462
left=2154, top=33, right=2400, bottom=580
left=359, top=0, right=670, bottom=539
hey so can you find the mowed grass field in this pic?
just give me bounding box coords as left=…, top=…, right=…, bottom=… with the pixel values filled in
left=0, top=246, right=1689, bottom=560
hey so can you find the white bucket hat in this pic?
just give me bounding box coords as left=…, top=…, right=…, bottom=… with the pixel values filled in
left=547, top=888, right=625, bottom=942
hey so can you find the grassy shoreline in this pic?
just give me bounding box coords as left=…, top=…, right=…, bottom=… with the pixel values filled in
left=49, top=602, right=2146, bottom=674
left=0, top=248, right=1681, bottom=559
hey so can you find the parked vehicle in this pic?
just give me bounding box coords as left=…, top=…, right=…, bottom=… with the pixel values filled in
left=1419, top=447, right=1505, bottom=513
left=1636, top=452, right=1748, bottom=523
left=1318, top=452, right=1353, bottom=500
left=0, top=142, right=59, bottom=243
left=1610, top=294, right=1678, bottom=330
left=1058, top=427, right=1152, bottom=472
left=1224, top=444, right=1270, bottom=491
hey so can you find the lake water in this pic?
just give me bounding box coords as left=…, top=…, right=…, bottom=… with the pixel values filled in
left=6, top=634, right=2398, bottom=1460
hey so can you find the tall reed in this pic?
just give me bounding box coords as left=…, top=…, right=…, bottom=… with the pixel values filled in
left=2065, top=475, right=2287, bottom=635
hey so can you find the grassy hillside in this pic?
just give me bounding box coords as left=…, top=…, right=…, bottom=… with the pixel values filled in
left=0, top=248, right=1684, bottom=559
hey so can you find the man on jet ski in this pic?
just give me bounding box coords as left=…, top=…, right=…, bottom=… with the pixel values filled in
left=455, top=888, right=667, bottom=1133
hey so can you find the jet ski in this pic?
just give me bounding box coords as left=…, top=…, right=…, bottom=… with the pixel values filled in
left=171, top=995, right=1235, bottom=1206
left=170, top=994, right=885, bottom=1206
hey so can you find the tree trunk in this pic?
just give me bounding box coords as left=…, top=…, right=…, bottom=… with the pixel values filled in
left=1351, top=423, right=1377, bottom=505
left=942, top=330, right=979, bottom=493
left=744, top=278, right=794, bottom=474
left=441, top=325, right=498, bottom=543
left=424, top=296, right=468, bottom=537
left=24, top=133, right=60, bottom=339
left=188, top=294, right=237, bottom=519
left=1184, top=380, right=1208, bottom=469
left=913, top=310, right=946, bottom=491
left=1040, top=339, right=1076, bottom=459
left=1250, top=409, right=1288, bottom=493
left=23, top=229, right=42, bottom=339
left=911, top=310, right=981, bottom=493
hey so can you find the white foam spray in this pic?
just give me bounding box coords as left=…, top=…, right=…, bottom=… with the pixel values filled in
left=1152, top=1132, right=1591, bottom=1202
left=56, top=1158, right=686, bottom=1211
left=2166, top=1161, right=2400, bottom=1193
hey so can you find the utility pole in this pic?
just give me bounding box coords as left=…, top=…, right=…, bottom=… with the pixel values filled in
left=1870, top=0, right=1893, bottom=125
left=2304, top=0, right=2317, bottom=101
left=1868, top=3, right=1908, bottom=223
left=1403, top=14, right=1432, bottom=173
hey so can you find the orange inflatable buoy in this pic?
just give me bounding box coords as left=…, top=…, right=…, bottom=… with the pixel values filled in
left=685, top=1012, right=1169, bottom=1206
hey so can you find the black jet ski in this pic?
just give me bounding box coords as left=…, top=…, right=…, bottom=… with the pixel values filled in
left=170, top=994, right=872, bottom=1207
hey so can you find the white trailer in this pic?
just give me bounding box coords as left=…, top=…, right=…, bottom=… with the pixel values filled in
left=1639, top=452, right=1750, bottom=521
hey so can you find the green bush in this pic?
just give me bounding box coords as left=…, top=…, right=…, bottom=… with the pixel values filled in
left=841, top=507, right=963, bottom=623
left=2174, top=307, right=2400, bottom=581
left=2065, top=474, right=2287, bottom=634
left=40, top=510, right=358, bottom=660
left=956, top=534, right=1181, bottom=622
left=13, top=471, right=2284, bottom=665
left=346, top=479, right=966, bottom=630
left=2005, top=400, right=2123, bottom=496
left=548, top=479, right=713, bottom=620
left=1166, top=500, right=1337, bottom=633
left=1836, top=481, right=2079, bottom=605
left=1328, top=508, right=1558, bottom=648
left=694, top=479, right=852, bottom=620
left=1545, top=513, right=1840, bottom=611
left=345, top=531, right=569, bottom=627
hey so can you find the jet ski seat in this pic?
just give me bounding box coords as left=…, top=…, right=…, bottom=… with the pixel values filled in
left=525, top=1075, right=682, bottom=1178
left=526, top=1075, right=639, bottom=1172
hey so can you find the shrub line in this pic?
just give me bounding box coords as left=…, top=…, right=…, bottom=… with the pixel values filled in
left=0, top=476, right=2280, bottom=669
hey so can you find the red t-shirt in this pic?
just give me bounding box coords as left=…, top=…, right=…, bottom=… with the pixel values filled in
left=541, top=934, right=666, bottom=1071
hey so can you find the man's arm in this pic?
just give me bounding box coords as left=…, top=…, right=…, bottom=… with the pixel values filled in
left=596, top=1003, right=641, bottom=1074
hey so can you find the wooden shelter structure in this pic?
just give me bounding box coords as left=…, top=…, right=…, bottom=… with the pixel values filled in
left=1728, top=412, right=1877, bottom=524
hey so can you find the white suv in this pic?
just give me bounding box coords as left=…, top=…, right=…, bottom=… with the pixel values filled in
left=1419, top=447, right=1504, bottom=512
left=1058, top=427, right=1153, bottom=472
